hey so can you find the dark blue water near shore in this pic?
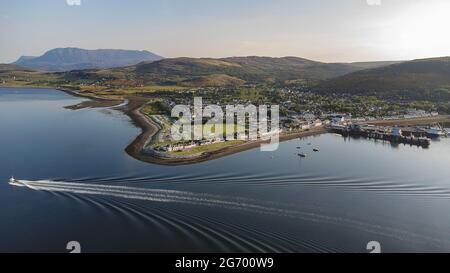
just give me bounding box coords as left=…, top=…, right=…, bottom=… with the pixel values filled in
left=1, top=88, right=450, bottom=253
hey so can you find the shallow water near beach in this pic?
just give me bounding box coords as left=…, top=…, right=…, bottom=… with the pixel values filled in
left=1, top=87, right=450, bottom=253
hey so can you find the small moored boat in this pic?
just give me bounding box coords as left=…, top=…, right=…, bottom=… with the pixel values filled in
left=426, top=128, right=445, bottom=138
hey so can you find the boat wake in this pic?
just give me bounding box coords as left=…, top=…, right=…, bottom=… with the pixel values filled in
left=60, top=172, right=450, bottom=199
left=13, top=179, right=300, bottom=216
left=10, top=179, right=450, bottom=249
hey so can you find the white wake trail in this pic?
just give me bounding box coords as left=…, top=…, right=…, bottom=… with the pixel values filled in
left=14, top=179, right=449, bottom=247
left=18, top=180, right=295, bottom=216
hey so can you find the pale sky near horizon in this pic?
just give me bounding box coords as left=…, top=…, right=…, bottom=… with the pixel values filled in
left=1, top=0, right=450, bottom=63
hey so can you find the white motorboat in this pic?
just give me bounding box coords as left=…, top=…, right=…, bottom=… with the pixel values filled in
left=8, top=176, right=25, bottom=187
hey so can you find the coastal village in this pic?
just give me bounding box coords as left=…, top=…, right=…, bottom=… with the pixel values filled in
left=2, top=68, right=449, bottom=158
left=139, top=87, right=449, bottom=156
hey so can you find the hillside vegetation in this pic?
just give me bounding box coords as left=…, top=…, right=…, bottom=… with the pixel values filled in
left=0, top=64, right=33, bottom=72
left=318, top=57, right=450, bottom=101
left=131, top=56, right=389, bottom=86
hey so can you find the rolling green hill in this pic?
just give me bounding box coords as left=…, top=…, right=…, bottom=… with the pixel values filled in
left=0, top=63, right=33, bottom=72
left=0, top=64, right=58, bottom=88
left=318, top=57, right=450, bottom=100
left=2, top=55, right=407, bottom=94
left=347, top=61, right=404, bottom=70
left=126, top=56, right=399, bottom=87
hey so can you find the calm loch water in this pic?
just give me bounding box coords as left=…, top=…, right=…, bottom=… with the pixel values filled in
left=1, top=88, right=450, bottom=253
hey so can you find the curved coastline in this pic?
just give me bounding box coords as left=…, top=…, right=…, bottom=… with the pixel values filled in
left=122, top=97, right=328, bottom=166
left=58, top=88, right=125, bottom=109
left=30, top=88, right=450, bottom=166
left=64, top=91, right=450, bottom=166
left=122, top=105, right=450, bottom=166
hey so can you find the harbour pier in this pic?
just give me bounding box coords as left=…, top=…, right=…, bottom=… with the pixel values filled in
left=330, top=124, right=432, bottom=148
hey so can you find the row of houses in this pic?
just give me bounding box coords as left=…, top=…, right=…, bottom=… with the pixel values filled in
left=159, top=139, right=226, bottom=152
left=383, top=110, right=439, bottom=120
left=282, top=117, right=325, bottom=131
left=159, top=127, right=284, bottom=152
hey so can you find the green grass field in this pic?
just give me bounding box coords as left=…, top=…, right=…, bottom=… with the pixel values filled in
left=168, top=140, right=243, bottom=156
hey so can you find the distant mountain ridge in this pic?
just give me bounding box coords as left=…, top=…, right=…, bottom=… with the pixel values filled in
left=15, top=56, right=37, bottom=63
left=5, top=52, right=450, bottom=101
left=14, top=48, right=164, bottom=72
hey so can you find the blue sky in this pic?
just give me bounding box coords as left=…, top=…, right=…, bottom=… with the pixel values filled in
left=1, top=0, right=450, bottom=63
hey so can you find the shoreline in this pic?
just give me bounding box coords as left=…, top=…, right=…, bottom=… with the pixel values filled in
left=122, top=97, right=329, bottom=166
left=57, top=88, right=125, bottom=109
left=124, top=107, right=450, bottom=166
left=4, top=86, right=449, bottom=165
left=0, top=85, right=124, bottom=109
